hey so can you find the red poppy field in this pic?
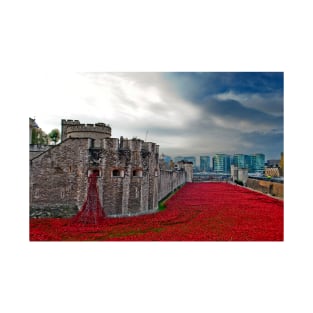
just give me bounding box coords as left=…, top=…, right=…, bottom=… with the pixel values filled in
left=30, top=182, right=283, bottom=241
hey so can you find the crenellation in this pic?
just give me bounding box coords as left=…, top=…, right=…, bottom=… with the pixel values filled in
left=142, top=142, right=152, bottom=152
left=30, top=119, right=189, bottom=218
left=61, top=119, right=111, bottom=141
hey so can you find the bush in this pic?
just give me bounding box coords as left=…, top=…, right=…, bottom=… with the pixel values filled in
left=235, top=180, right=244, bottom=186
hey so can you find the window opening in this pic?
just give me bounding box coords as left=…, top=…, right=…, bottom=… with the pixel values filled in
left=133, top=169, right=143, bottom=177
left=112, top=169, right=119, bottom=177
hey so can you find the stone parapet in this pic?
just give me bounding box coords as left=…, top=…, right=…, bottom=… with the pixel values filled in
left=158, top=170, right=186, bottom=201
left=61, top=119, right=111, bottom=141
left=246, top=178, right=283, bottom=198
left=30, top=119, right=189, bottom=218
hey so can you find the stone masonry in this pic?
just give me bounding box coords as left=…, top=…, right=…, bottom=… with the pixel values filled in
left=30, top=119, right=189, bottom=218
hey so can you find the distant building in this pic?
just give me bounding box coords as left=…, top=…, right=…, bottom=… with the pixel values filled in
left=265, top=157, right=282, bottom=177
left=238, top=168, right=249, bottom=185
left=266, top=159, right=280, bottom=167
left=244, top=155, right=253, bottom=172
left=265, top=167, right=280, bottom=177
left=174, top=156, right=196, bottom=166
left=160, top=154, right=172, bottom=169
left=29, top=117, right=39, bottom=144
left=232, top=154, right=246, bottom=168
left=162, top=154, right=172, bottom=165
left=230, top=165, right=238, bottom=181
left=279, top=152, right=284, bottom=176
left=251, top=153, right=265, bottom=174
left=29, top=117, right=51, bottom=159
left=177, top=161, right=193, bottom=182
left=200, top=156, right=210, bottom=172
left=212, top=154, right=231, bottom=173
left=231, top=165, right=248, bottom=185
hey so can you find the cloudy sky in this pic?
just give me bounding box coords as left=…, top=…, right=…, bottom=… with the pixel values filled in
left=32, top=72, right=283, bottom=162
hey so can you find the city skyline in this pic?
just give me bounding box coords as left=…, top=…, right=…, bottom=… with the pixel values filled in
left=31, top=72, right=283, bottom=160
left=164, top=153, right=272, bottom=169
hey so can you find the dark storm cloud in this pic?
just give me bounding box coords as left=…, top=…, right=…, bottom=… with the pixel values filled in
left=204, top=98, right=283, bottom=130
left=164, top=72, right=283, bottom=118
left=38, top=72, right=283, bottom=162
left=163, top=72, right=283, bottom=103
left=161, top=72, right=284, bottom=155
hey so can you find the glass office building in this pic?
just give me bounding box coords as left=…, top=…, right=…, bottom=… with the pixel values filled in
left=212, top=154, right=231, bottom=173
left=232, top=154, right=246, bottom=168
left=251, top=153, right=265, bottom=174
left=200, top=156, right=210, bottom=172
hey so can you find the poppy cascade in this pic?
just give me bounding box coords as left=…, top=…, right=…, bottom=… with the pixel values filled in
left=71, top=172, right=105, bottom=224
left=30, top=182, right=283, bottom=241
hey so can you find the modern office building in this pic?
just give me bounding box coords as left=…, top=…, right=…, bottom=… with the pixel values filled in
left=244, top=155, right=253, bottom=172
left=212, top=154, right=231, bottom=173
left=200, top=156, right=210, bottom=172
left=232, top=154, right=246, bottom=168
left=251, top=153, right=265, bottom=174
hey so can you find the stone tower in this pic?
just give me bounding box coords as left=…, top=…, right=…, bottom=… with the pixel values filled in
left=61, top=119, right=111, bottom=141
left=30, top=119, right=188, bottom=218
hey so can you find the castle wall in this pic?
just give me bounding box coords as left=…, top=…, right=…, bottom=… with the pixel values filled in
left=30, top=138, right=90, bottom=217
left=183, top=163, right=193, bottom=182
left=30, top=129, right=188, bottom=218
left=29, top=144, right=51, bottom=160
left=238, top=168, right=248, bottom=185
left=158, top=170, right=186, bottom=201
left=100, top=138, right=160, bottom=216
left=246, top=178, right=284, bottom=198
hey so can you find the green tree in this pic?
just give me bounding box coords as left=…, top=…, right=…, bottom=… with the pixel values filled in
left=49, top=129, right=60, bottom=144
left=32, top=128, right=50, bottom=145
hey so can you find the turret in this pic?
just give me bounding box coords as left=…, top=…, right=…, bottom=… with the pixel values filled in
left=61, top=119, right=111, bottom=141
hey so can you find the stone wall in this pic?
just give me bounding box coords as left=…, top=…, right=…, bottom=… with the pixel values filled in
left=238, top=168, right=248, bottom=185
left=246, top=178, right=284, bottom=198
left=29, top=144, right=51, bottom=160
left=61, top=119, right=111, bottom=141
left=30, top=138, right=90, bottom=213
left=100, top=137, right=159, bottom=216
left=30, top=133, right=188, bottom=218
left=30, top=205, right=78, bottom=218
left=31, top=118, right=192, bottom=218
left=158, top=170, right=186, bottom=201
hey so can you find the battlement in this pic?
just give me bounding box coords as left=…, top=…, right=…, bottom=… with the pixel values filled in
left=61, top=119, right=111, bottom=141
left=66, top=124, right=111, bottom=134
left=102, top=137, right=159, bottom=154
left=61, top=119, right=81, bottom=125
left=30, top=118, right=187, bottom=218
left=120, top=137, right=144, bottom=151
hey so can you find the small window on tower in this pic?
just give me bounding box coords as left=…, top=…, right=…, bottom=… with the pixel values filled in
left=89, top=139, right=95, bottom=148
left=133, top=169, right=143, bottom=177
left=112, top=169, right=120, bottom=177
left=112, top=169, right=124, bottom=177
